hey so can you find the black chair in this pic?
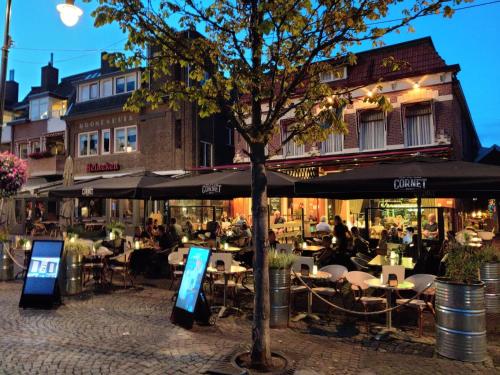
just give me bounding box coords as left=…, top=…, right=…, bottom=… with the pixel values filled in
left=356, top=252, right=372, bottom=262
left=350, top=256, right=370, bottom=271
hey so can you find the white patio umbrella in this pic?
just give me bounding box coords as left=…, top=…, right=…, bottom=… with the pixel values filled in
left=60, top=156, right=75, bottom=230
left=0, top=198, right=17, bottom=231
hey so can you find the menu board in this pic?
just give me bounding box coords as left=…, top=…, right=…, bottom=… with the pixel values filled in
left=171, top=247, right=211, bottom=328
left=19, top=240, right=64, bottom=309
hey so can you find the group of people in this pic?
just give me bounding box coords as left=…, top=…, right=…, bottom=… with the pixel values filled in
left=133, top=217, right=184, bottom=251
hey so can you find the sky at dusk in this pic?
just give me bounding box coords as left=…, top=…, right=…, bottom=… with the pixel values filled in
left=1, top=0, right=499, bottom=147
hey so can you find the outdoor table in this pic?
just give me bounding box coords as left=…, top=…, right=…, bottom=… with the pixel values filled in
left=368, top=255, right=415, bottom=270
left=216, top=246, right=241, bottom=253
left=364, top=278, right=414, bottom=340
left=292, top=270, right=331, bottom=322
left=206, top=265, right=247, bottom=318
left=299, top=245, right=323, bottom=255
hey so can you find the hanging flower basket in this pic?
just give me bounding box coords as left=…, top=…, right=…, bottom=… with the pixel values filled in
left=0, top=152, right=28, bottom=198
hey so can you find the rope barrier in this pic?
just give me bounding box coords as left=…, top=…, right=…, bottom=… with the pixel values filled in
left=4, top=246, right=27, bottom=270
left=292, top=270, right=434, bottom=316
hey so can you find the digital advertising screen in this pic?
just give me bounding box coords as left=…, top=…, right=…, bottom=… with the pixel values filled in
left=22, top=240, right=64, bottom=296
left=175, top=247, right=210, bottom=313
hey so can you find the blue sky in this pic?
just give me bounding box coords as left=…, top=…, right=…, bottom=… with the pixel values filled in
left=1, top=0, right=499, bottom=146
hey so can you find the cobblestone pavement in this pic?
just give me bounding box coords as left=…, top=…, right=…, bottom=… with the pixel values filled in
left=0, top=281, right=498, bottom=375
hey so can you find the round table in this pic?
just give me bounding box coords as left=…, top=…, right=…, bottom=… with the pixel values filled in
left=292, top=270, right=331, bottom=322
left=207, top=265, right=247, bottom=318
left=217, top=246, right=241, bottom=253
left=364, top=278, right=414, bottom=339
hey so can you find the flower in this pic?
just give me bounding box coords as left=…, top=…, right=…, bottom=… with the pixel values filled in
left=0, top=152, right=27, bottom=197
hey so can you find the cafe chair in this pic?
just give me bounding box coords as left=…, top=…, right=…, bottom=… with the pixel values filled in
left=168, top=252, right=184, bottom=290
left=356, top=252, right=372, bottom=263
left=346, top=271, right=386, bottom=329
left=396, top=274, right=436, bottom=337
left=108, top=250, right=134, bottom=288
left=350, top=257, right=370, bottom=271
left=312, top=265, right=348, bottom=309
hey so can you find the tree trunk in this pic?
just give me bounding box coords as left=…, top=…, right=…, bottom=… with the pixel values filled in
left=250, top=143, right=272, bottom=368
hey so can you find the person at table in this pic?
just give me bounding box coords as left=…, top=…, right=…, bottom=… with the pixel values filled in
left=333, top=215, right=348, bottom=253
left=268, top=229, right=279, bottom=249
left=133, top=226, right=150, bottom=241
left=376, top=229, right=389, bottom=256
left=170, top=217, right=183, bottom=238
left=157, top=225, right=175, bottom=250
left=235, top=214, right=247, bottom=226
left=241, top=223, right=252, bottom=239
left=423, top=213, right=439, bottom=239
left=273, top=210, right=286, bottom=225
left=315, top=216, right=331, bottom=233
left=403, top=227, right=414, bottom=245
left=351, top=226, right=370, bottom=255
left=145, top=218, right=156, bottom=238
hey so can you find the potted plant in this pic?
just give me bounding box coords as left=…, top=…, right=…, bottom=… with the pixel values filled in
left=62, top=239, right=92, bottom=295
left=435, top=242, right=489, bottom=362
left=106, top=221, right=125, bottom=248
left=268, top=250, right=296, bottom=328
left=479, top=245, right=499, bottom=315
left=0, top=231, right=13, bottom=281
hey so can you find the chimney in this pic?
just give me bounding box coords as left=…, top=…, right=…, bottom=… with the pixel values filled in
left=4, top=69, right=18, bottom=106
left=100, top=51, right=120, bottom=74
left=41, top=55, right=59, bottom=90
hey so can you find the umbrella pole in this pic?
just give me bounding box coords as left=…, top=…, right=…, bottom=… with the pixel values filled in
left=417, top=195, right=422, bottom=260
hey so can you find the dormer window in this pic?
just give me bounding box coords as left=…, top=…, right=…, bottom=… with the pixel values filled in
left=319, top=67, right=347, bottom=83
left=30, top=97, right=49, bottom=120
left=77, top=72, right=139, bottom=102
left=115, top=77, right=125, bottom=94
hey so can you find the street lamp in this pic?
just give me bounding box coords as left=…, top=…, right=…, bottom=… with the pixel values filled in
left=0, top=0, right=83, bottom=141
left=57, top=0, right=83, bottom=27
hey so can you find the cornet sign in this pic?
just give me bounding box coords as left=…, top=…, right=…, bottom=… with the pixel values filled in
left=201, top=184, right=222, bottom=195
left=82, top=187, right=94, bottom=197
left=393, top=177, right=427, bottom=191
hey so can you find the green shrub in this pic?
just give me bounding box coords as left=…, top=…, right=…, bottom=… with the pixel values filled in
left=445, top=243, right=497, bottom=284
left=64, top=240, right=92, bottom=257
left=268, top=249, right=296, bottom=269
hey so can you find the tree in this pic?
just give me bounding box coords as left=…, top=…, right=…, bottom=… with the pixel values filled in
left=88, top=0, right=462, bottom=369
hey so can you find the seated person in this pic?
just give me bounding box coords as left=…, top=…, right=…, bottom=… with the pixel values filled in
left=157, top=225, right=175, bottom=251
left=241, top=223, right=252, bottom=239
left=403, top=227, right=414, bottom=244
left=133, top=226, right=150, bottom=241
left=170, top=217, right=183, bottom=238
left=273, top=210, right=286, bottom=224
left=351, top=226, right=370, bottom=255
left=315, top=216, right=331, bottom=233
left=423, top=213, right=439, bottom=239
left=268, top=229, right=279, bottom=249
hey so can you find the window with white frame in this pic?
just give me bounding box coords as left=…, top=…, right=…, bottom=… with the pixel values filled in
left=102, top=79, right=112, bottom=97
left=359, top=111, right=385, bottom=151
left=320, top=133, right=343, bottom=154
left=78, top=131, right=99, bottom=157
left=102, top=129, right=111, bottom=154
left=31, top=140, right=41, bottom=153
left=115, top=77, right=126, bottom=94
left=30, top=97, right=49, bottom=120
left=319, top=67, right=347, bottom=83
left=114, top=126, right=137, bottom=153
left=199, top=141, right=213, bottom=167
left=79, top=85, right=90, bottom=102
left=404, top=102, right=433, bottom=147
left=282, top=126, right=305, bottom=157
left=90, top=83, right=99, bottom=99
left=18, top=143, right=29, bottom=159
left=126, top=75, right=136, bottom=92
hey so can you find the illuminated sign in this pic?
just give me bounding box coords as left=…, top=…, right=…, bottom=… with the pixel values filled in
left=82, top=187, right=94, bottom=197
left=86, top=162, right=120, bottom=173
left=393, top=177, right=427, bottom=191
left=201, top=184, right=222, bottom=195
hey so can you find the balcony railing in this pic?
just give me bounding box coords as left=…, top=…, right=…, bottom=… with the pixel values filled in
left=28, top=154, right=66, bottom=177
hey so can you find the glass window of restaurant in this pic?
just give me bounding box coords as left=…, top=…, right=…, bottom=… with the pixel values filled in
left=168, top=200, right=231, bottom=231
left=78, top=132, right=99, bottom=156
left=114, top=126, right=137, bottom=153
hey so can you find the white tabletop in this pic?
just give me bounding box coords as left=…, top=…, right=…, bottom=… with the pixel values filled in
left=364, top=278, right=414, bottom=290
left=296, top=270, right=331, bottom=280
left=207, top=265, right=247, bottom=274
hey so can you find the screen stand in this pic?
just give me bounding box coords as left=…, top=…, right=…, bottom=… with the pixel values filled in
left=19, top=280, right=62, bottom=309
left=194, top=291, right=212, bottom=326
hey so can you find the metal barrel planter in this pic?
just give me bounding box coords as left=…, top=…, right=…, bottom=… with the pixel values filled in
left=435, top=278, right=487, bottom=362
left=0, top=242, right=14, bottom=281
left=64, top=253, right=84, bottom=295
left=480, top=262, right=500, bottom=314
left=269, top=267, right=291, bottom=328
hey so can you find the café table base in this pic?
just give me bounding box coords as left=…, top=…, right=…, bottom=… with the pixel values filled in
left=291, top=312, right=321, bottom=322
left=371, top=325, right=412, bottom=341
left=210, top=305, right=242, bottom=318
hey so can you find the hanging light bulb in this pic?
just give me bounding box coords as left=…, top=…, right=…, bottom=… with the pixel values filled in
left=57, top=0, right=83, bottom=27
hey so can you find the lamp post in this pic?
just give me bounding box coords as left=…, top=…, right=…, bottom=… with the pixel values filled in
left=0, top=0, right=83, bottom=141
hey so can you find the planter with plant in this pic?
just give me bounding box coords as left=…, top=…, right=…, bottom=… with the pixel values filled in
left=268, top=250, right=296, bottom=328
left=63, top=239, right=92, bottom=295
left=436, top=243, right=489, bottom=362
left=106, top=221, right=125, bottom=247
left=0, top=231, right=12, bottom=281
left=479, top=245, right=500, bottom=315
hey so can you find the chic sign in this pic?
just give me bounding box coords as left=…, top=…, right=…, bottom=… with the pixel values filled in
left=201, top=184, right=222, bottom=195
left=393, top=177, right=427, bottom=191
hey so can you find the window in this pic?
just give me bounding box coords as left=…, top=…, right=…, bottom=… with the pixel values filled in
left=102, top=129, right=110, bottom=154
left=90, top=83, right=99, bottom=99
left=31, top=140, right=41, bottom=153
left=78, top=131, right=99, bottom=157
left=175, top=119, right=182, bottom=149
left=102, top=79, right=113, bottom=97
left=115, top=77, right=125, bottom=94
left=319, top=67, right=347, bottom=83
left=359, top=111, right=385, bottom=151
left=30, top=97, right=49, bottom=120
left=114, top=126, right=137, bottom=153
left=320, top=133, right=343, bottom=154
left=282, top=126, right=305, bottom=157
left=200, top=141, right=213, bottom=167
left=126, top=75, right=136, bottom=92
left=226, top=127, right=233, bottom=146
left=79, top=85, right=90, bottom=102
left=18, top=143, right=28, bottom=159
left=404, top=103, right=433, bottom=147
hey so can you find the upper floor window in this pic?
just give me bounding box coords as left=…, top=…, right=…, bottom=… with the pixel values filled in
left=78, top=131, right=99, bottom=157
left=90, top=83, right=99, bottom=100
left=319, top=67, right=347, bottom=83
left=18, top=143, right=29, bottom=159
left=200, top=141, right=213, bottom=167
left=78, top=73, right=138, bottom=102
left=101, top=79, right=112, bottom=97
left=114, top=126, right=137, bottom=153
left=404, top=102, right=433, bottom=147
left=320, top=133, right=343, bottom=154
left=30, top=97, right=49, bottom=120
left=102, top=129, right=111, bottom=154
left=359, top=111, right=385, bottom=151
left=282, top=126, right=305, bottom=157
left=126, top=75, right=136, bottom=92
left=115, top=77, right=126, bottom=94
left=31, top=140, right=41, bottom=154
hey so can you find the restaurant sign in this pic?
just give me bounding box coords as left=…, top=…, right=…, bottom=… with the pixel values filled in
left=201, top=184, right=222, bottom=195
left=82, top=187, right=94, bottom=197
left=86, top=162, right=120, bottom=173
left=393, top=177, right=427, bottom=191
